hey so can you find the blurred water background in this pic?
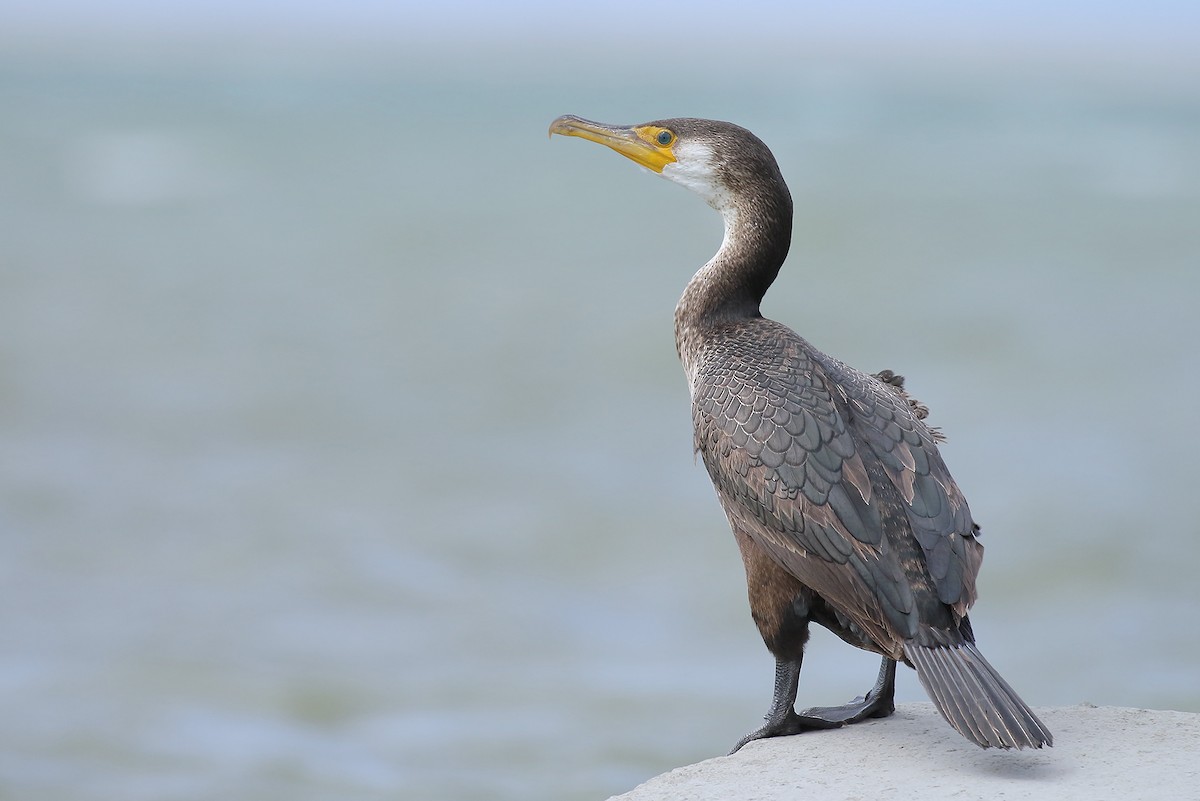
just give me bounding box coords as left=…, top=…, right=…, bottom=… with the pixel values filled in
left=2, top=3, right=1199, bottom=799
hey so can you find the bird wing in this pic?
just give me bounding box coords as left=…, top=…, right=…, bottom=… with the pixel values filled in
left=816, top=353, right=981, bottom=615
left=692, top=323, right=981, bottom=645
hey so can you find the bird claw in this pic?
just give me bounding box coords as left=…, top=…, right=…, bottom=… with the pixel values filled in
left=731, top=687, right=896, bottom=754
left=729, top=710, right=846, bottom=754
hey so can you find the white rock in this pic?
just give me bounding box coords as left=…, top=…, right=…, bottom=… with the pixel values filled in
left=608, top=704, right=1200, bottom=801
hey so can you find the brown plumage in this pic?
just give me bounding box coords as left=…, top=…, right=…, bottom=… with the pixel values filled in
left=549, top=115, right=1051, bottom=751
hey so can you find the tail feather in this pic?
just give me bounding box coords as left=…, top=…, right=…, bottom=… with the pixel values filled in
left=905, top=641, right=1053, bottom=749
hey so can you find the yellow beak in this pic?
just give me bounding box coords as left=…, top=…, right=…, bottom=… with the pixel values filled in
left=549, top=115, right=677, bottom=174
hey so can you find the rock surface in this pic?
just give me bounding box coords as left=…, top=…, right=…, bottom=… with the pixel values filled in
left=608, top=704, right=1199, bottom=801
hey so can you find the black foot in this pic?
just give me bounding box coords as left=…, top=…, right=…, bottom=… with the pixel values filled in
left=730, top=657, right=897, bottom=754
left=801, top=656, right=896, bottom=724
left=730, top=709, right=846, bottom=753
left=797, top=686, right=894, bottom=725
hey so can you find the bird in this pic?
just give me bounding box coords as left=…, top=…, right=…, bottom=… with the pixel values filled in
left=548, top=114, right=1052, bottom=752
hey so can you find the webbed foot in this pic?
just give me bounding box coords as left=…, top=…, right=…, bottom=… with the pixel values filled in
left=800, top=657, right=896, bottom=724
left=730, top=657, right=897, bottom=753
left=730, top=709, right=846, bottom=753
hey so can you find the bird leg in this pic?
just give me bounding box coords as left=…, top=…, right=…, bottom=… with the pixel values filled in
left=798, top=656, right=896, bottom=725
left=729, top=655, right=845, bottom=753
left=730, top=656, right=896, bottom=754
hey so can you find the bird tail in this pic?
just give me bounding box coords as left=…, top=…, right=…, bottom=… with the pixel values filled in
left=904, top=641, right=1053, bottom=749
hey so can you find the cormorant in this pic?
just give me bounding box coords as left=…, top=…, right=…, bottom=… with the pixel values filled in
left=549, top=114, right=1052, bottom=752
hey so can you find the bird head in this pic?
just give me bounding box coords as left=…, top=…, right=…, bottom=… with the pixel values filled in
left=549, top=115, right=783, bottom=216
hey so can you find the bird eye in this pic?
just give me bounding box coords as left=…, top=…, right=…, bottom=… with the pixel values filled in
left=656, top=130, right=674, bottom=146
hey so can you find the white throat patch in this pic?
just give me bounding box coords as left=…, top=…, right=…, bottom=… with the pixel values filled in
left=660, top=140, right=732, bottom=214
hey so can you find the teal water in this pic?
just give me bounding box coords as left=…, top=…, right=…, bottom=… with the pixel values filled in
left=2, top=44, right=1198, bottom=800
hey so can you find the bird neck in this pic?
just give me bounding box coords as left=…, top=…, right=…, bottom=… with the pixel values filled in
left=674, top=190, right=792, bottom=376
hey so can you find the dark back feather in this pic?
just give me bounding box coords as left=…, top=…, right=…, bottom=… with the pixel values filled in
left=692, top=316, right=983, bottom=651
